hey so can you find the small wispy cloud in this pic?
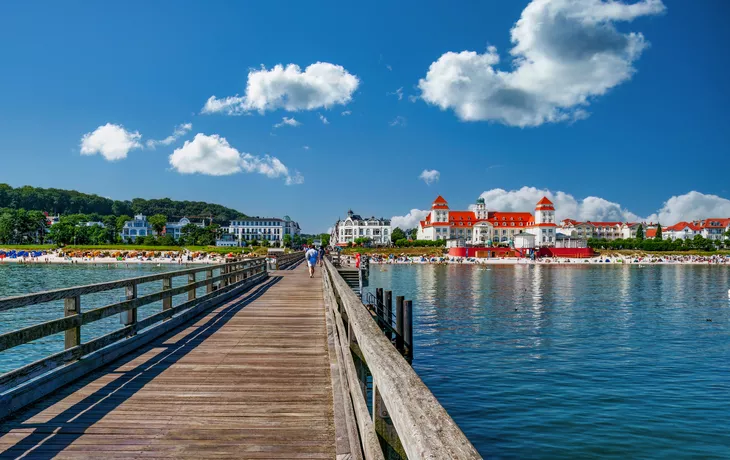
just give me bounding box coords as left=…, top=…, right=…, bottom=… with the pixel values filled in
left=303, top=145, right=310, bottom=150
left=341, top=110, right=352, bottom=116
left=319, top=113, right=330, bottom=125
left=487, top=164, right=503, bottom=170
left=388, top=87, right=404, bottom=101
left=389, top=116, right=407, bottom=127
left=408, top=95, right=418, bottom=103
left=273, top=117, right=301, bottom=129
left=419, top=169, right=440, bottom=185
left=146, top=123, right=193, bottom=149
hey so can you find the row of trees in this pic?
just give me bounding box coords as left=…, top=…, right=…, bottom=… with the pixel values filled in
left=0, top=184, right=246, bottom=225
left=588, top=235, right=725, bottom=252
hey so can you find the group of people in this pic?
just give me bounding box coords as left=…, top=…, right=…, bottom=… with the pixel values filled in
left=304, top=245, right=326, bottom=278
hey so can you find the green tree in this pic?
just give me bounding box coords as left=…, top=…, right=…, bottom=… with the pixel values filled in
left=655, top=224, right=663, bottom=240
left=0, top=211, right=15, bottom=244
left=636, top=224, right=644, bottom=240
left=320, top=233, right=330, bottom=247
left=390, top=227, right=406, bottom=243
left=158, top=234, right=176, bottom=246
left=282, top=234, right=292, bottom=248
left=408, top=228, right=418, bottom=239
left=148, top=214, right=167, bottom=235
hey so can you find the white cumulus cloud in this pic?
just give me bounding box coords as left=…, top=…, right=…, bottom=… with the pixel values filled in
left=169, top=133, right=302, bottom=185
left=418, top=0, right=665, bottom=127
left=202, top=62, right=359, bottom=115
left=419, top=169, right=440, bottom=185
left=80, top=123, right=142, bottom=161
left=146, top=123, right=192, bottom=149
left=319, top=113, right=330, bottom=125
left=476, top=186, right=639, bottom=222
left=391, top=209, right=430, bottom=230
left=645, top=192, right=730, bottom=224
left=273, top=117, right=301, bottom=128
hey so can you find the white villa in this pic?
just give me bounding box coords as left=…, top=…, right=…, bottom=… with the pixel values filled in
left=121, top=215, right=205, bottom=242
left=331, top=210, right=391, bottom=246
left=121, top=214, right=153, bottom=242
left=416, top=196, right=558, bottom=246
left=219, top=216, right=301, bottom=247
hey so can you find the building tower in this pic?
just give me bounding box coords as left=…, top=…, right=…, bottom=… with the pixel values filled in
left=534, top=197, right=557, bottom=245
left=430, top=196, right=450, bottom=223
left=474, top=197, right=488, bottom=220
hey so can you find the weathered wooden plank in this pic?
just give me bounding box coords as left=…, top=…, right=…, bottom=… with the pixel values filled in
left=323, top=258, right=480, bottom=460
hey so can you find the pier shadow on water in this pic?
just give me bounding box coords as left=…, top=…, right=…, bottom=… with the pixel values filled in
left=0, top=276, right=282, bottom=459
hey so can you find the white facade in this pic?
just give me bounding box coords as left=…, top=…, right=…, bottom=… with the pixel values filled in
left=331, top=210, right=391, bottom=246
left=416, top=196, right=557, bottom=247
left=513, top=233, right=536, bottom=249
left=223, top=216, right=301, bottom=247
left=164, top=217, right=204, bottom=240
left=121, top=214, right=153, bottom=242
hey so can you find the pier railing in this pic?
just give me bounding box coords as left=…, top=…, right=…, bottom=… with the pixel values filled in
left=322, top=258, right=480, bottom=459
left=0, top=257, right=273, bottom=420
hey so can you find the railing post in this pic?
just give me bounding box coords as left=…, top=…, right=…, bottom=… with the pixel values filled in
left=404, top=300, right=413, bottom=362
left=162, top=276, right=172, bottom=312
left=396, top=295, right=404, bottom=353
left=64, top=296, right=81, bottom=350
left=375, top=288, right=383, bottom=329
left=122, top=282, right=137, bottom=335
left=373, top=381, right=406, bottom=458
left=188, top=272, right=196, bottom=301
left=384, top=290, right=393, bottom=340
left=206, top=269, right=213, bottom=293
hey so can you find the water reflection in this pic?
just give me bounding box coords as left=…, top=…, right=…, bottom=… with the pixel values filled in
left=365, top=264, right=730, bottom=458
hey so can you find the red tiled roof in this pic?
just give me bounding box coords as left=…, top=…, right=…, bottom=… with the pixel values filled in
left=645, top=229, right=657, bottom=238
left=701, top=218, right=730, bottom=228
left=586, top=221, right=623, bottom=227
left=433, top=195, right=448, bottom=204
left=665, top=221, right=702, bottom=232
left=537, top=197, right=553, bottom=205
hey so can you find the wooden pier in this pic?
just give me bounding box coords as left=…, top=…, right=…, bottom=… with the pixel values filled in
left=0, top=253, right=480, bottom=459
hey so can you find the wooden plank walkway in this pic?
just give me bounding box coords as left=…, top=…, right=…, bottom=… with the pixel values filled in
left=0, top=266, right=336, bottom=459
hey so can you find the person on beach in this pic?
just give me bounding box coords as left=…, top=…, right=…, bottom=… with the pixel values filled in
left=305, top=245, right=319, bottom=278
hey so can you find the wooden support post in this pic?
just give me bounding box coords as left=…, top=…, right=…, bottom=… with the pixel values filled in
left=404, top=300, right=413, bottom=362
left=64, top=296, right=81, bottom=350
left=123, top=283, right=137, bottom=335
left=375, top=288, right=383, bottom=328
left=162, top=276, right=172, bottom=312
left=384, top=290, right=393, bottom=339
left=396, top=295, right=404, bottom=353
left=373, top=381, right=406, bottom=458
left=206, top=269, right=213, bottom=293
left=188, top=273, right=196, bottom=301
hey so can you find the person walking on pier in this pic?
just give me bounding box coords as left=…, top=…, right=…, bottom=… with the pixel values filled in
left=305, top=245, right=319, bottom=278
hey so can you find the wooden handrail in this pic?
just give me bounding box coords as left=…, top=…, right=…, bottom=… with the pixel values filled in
left=0, top=259, right=264, bottom=312
left=323, top=258, right=480, bottom=459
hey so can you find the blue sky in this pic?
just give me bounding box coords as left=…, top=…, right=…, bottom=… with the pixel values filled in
left=1, top=0, right=729, bottom=233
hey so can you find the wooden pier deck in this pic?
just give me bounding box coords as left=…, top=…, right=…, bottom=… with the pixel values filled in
left=0, top=267, right=336, bottom=459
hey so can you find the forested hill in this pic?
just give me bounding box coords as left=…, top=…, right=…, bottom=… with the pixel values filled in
left=0, top=184, right=246, bottom=224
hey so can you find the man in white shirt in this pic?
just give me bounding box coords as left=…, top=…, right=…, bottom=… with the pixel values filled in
left=305, top=245, right=319, bottom=278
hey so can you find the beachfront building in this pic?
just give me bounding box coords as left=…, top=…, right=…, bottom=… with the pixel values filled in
left=330, top=210, right=391, bottom=246
left=163, top=217, right=204, bottom=240
left=121, top=214, right=153, bottom=242
left=659, top=222, right=702, bottom=240
left=558, top=220, right=642, bottom=241
left=416, top=196, right=557, bottom=246
left=221, top=216, right=301, bottom=247
left=699, top=218, right=730, bottom=241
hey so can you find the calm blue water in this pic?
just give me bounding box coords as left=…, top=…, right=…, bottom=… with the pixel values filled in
left=0, top=263, right=219, bottom=375
left=365, top=264, right=730, bottom=459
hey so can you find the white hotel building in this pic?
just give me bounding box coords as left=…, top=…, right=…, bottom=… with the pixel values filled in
left=331, top=210, right=391, bottom=246
left=219, top=216, right=301, bottom=247
left=416, top=196, right=558, bottom=246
